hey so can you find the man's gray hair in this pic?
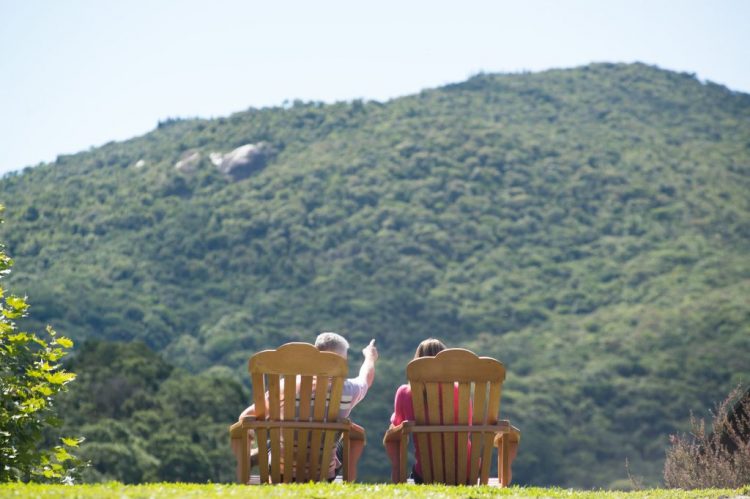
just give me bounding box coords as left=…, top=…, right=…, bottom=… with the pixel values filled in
left=315, top=332, right=349, bottom=355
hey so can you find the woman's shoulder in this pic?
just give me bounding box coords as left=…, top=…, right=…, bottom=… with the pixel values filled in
left=394, top=384, right=411, bottom=398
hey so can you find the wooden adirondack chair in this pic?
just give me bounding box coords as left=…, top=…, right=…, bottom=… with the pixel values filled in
left=383, top=348, right=520, bottom=486
left=229, top=342, right=359, bottom=484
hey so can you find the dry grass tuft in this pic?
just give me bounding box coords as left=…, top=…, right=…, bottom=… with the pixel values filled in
left=664, top=386, right=750, bottom=489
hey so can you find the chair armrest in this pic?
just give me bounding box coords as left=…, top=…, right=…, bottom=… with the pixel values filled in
left=241, top=415, right=258, bottom=425
left=230, top=416, right=257, bottom=484
left=492, top=420, right=519, bottom=487
left=383, top=421, right=413, bottom=444
left=383, top=422, right=413, bottom=484
left=349, top=420, right=366, bottom=443
left=244, top=420, right=352, bottom=431
left=492, top=421, right=521, bottom=447
left=229, top=416, right=257, bottom=437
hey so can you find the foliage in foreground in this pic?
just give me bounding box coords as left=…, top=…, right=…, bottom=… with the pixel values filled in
left=0, top=206, right=82, bottom=482
left=1, top=483, right=749, bottom=499
left=664, top=386, right=750, bottom=488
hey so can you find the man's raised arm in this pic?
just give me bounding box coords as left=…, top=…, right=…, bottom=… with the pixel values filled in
left=358, top=339, right=378, bottom=387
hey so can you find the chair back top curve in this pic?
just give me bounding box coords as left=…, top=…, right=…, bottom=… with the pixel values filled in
left=249, top=342, right=347, bottom=377
left=407, top=348, right=505, bottom=425
left=249, top=342, right=348, bottom=422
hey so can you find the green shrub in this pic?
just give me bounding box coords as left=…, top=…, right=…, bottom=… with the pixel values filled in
left=0, top=205, right=82, bottom=482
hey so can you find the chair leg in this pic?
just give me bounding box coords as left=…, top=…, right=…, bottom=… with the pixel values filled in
left=343, top=434, right=350, bottom=481
left=499, top=435, right=511, bottom=487
left=231, top=431, right=249, bottom=484
left=400, top=436, right=408, bottom=484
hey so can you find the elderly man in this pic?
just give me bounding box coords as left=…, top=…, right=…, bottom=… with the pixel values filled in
left=234, top=332, right=378, bottom=481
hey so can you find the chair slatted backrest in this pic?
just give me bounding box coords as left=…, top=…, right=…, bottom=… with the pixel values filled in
left=249, top=343, right=347, bottom=483
left=407, top=348, right=506, bottom=485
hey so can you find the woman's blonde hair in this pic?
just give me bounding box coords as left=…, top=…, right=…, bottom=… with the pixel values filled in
left=414, top=338, right=446, bottom=359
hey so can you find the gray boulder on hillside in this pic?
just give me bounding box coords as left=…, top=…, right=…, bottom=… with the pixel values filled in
left=208, top=152, right=224, bottom=166
left=174, top=151, right=201, bottom=173
left=216, top=143, right=272, bottom=180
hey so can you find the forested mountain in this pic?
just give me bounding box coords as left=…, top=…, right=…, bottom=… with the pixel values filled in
left=1, top=62, right=749, bottom=487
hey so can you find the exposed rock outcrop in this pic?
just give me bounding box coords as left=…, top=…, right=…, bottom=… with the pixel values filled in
left=208, top=152, right=223, bottom=166
left=215, top=143, right=272, bottom=181
left=174, top=151, right=201, bottom=173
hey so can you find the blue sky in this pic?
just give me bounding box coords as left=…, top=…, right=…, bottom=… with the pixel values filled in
left=1, top=0, right=748, bottom=175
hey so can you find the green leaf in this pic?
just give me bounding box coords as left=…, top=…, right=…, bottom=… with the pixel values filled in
left=54, top=446, right=72, bottom=462
left=8, top=332, right=30, bottom=343
left=5, top=295, right=28, bottom=311
left=34, top=385, right=54, bottom=396
left=47, top=350, right=63, bottom=362
left=55, top=336, right=73, bottom=349
left=2, top=308, right=22, bottom=319
left=61, top=436, right=82, bottom=447
left=21, top=397, right=46, bottom=413
left=45, top=371, right=76, bottom=385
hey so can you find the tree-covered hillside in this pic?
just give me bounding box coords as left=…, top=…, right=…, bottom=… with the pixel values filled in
left=1, top=63, right=749, bottom=487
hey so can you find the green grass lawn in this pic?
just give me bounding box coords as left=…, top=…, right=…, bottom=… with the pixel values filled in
left=2, top=483, right=748, bottom=498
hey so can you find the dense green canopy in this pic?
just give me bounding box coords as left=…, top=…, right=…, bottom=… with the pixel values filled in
left=1, top=62, right=749, bottom=487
